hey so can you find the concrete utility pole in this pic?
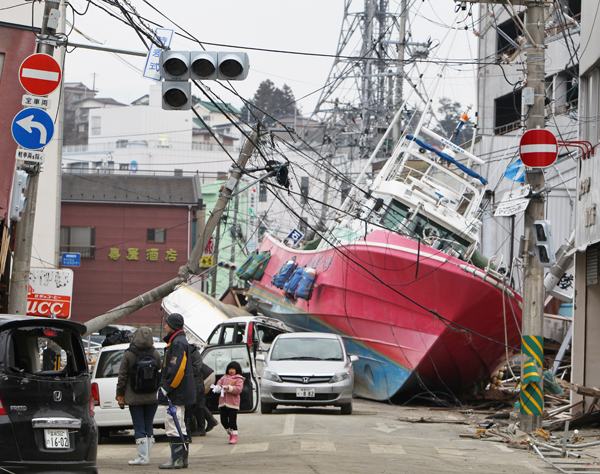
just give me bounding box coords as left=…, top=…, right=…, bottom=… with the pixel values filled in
left=84, top=131, right=259, bottom=336
left=8, top=0, right=61, bottom=314
left=393, top=0, right=407, bottom=142
left=520, top=2, right=547, bottom=432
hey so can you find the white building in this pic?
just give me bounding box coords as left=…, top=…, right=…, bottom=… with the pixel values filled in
left=474, top=2, right=580, bottom=285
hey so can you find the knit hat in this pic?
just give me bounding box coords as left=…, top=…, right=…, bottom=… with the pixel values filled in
left=166, top=313, right=184, bottom=331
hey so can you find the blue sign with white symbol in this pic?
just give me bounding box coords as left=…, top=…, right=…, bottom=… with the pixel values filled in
left=11, top=108, right=55, bottom=150
left=131, top=160, right=138, bottom=173
left=287, top=229, right=304, bottom=244
left=61, top=252, right=81, bottom=267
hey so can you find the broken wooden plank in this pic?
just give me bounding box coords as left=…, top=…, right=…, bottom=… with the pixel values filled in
left=545, top=400, right=584, bottom=419
left=556, top=378, right=600, bottom=398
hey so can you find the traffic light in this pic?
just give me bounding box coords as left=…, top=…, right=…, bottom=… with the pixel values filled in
left=159, top=51, right=249, bottom=110
left=532, top=220, right=556, bottom=267
left=9, top=169, right=29, bottom=221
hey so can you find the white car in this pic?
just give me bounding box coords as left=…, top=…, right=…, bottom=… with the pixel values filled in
left=91, top=342, right=167, bottom=439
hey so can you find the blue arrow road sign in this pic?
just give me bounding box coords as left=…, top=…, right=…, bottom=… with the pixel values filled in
left=11, top=108, right=55, bottom=150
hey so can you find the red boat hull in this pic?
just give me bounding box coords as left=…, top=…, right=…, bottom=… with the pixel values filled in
left=250, top=231, right=522, bottom=401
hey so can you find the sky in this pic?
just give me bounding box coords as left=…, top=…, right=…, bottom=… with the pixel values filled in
left=57, top=0, right=480, bottom=114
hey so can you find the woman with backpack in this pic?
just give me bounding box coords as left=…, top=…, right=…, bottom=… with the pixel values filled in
left=116, top=327, right=161, bottom=466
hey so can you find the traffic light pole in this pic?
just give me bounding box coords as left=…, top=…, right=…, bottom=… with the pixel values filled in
left=83, top=131, right=259, bottom=336
left=8, top=0, right=61, bottom=315
left=520, top=2, right=546, bottom=432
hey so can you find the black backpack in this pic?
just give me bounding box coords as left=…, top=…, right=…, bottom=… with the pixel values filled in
left=127, top=347, right=160, bottom=394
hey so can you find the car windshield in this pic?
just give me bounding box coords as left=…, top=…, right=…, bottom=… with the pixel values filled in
left=271, top=337, right=343, bottom=361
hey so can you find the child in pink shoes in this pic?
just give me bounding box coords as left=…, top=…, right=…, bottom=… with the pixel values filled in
left=211, top=361, right=245, bottom=444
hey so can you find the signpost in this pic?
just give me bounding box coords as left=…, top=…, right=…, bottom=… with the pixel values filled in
left=495, top=185, right=532, bottom=217
left=19, top=53, right=62, bottom=96
left=11, top=108, right=55, bottom=150
left=519, top=129, right=558, bottom=168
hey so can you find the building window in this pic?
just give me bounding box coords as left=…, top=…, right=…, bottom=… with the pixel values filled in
left=60, top=227, right=95, bottom=259
left=91, top=116, right=101, bottom=136
left=69, top=162, right=89, bottom=173
left=496, top=13, right=524, bottom=60
left=116, top=139, right=128, bottom=148
left=119, top=163, right=129, bottom=171
left=147, top=228, right=166, bottom=243
left=259, top=185, right=267, bottom=202
left=0, top=53, right=5, bottom=84
left=494, top=91, right=522, bottom=135
left=300, top=176, right=309, bottom=204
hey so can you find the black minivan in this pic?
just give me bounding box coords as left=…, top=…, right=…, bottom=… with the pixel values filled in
left=0, top=315, right=98, bottom=473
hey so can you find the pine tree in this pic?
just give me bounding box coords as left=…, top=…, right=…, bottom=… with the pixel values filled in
left=242, top=80, right=300, bottom=125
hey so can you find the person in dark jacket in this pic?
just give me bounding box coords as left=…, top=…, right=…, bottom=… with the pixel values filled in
left=201, top=362, right=219, bottom=432
left=158, top=313, right=196, bottom=470
left=184, top=345, right=205, bottom=437
left=116, top=327, right=161, bottom=466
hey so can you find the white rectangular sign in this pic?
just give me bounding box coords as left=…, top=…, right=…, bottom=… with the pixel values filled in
left=499, top=184, right=531, bottom=203
left=22, top=94, right=51, bottom=109
left=27, top=268, right=74, bottom=319
left=143, top=28, right=174, bottom=81
left=16, top=148, right=44, bottom=164
left=495, top=198, right=530, bottom=217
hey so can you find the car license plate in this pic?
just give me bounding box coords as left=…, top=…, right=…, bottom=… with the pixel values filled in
left=296, top=388, right=315, bottom=397
left=44, top=429, right=70, bottom=449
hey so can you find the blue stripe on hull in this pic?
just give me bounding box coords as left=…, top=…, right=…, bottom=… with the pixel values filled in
left=258, top=304, right=414, bottom=402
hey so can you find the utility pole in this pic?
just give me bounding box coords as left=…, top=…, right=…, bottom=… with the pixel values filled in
left=212, top=217, right=221, bottom=297
left=9, top=0, right=61, bottom=314
left=84, top=131, right=258, bottom=336
left=229, top=193, right=239, bottom=287
left=520, top=1, right=547, bottom=433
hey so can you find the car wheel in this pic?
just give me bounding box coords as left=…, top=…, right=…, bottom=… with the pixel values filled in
left=261, top=402, right=274, bottom=414
left=340, top=402, right=352, bottom=415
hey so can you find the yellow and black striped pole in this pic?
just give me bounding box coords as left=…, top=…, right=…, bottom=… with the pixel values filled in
left=520, top=335, right=544, bottom=416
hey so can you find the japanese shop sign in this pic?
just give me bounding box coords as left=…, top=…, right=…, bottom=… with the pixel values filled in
left=27, top=268, right=73, bottom=319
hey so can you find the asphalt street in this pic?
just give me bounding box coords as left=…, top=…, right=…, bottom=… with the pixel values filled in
left=95, top=399, right=563, bottom=473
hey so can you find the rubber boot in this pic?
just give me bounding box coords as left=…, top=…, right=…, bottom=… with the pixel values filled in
left=182, top=438, right=190, bottom=469
left=191, top=405, right=206, bottom=436
left=158, top=438, right=185, bottom=470
left=129, top=437, right=149, bottom=465
left=205, top=407, right=218, bottom=432
left=147, top=436, right=155, bottom=461
left=229, top=430, right=238, bottom=444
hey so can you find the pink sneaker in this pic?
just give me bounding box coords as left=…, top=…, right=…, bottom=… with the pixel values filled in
left=229, top=432, right=238, bottom=444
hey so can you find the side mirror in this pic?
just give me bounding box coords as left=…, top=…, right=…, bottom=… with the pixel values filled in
left=255, top=354, right=265, bottom=361
left=349, top=355, right=359, bottom=363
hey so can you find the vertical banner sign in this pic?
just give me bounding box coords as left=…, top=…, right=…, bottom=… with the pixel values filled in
left=143, top=28, right=174, bottom=81
left=520, top=335, right=544, bottom=415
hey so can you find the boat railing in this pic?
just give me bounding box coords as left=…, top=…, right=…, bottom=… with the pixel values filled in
left=398, top=166, right=475, bottom=217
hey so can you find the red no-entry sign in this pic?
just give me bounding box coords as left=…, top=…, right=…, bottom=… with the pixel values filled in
left=519, top=129, right=558, bottom=168
left=19, top=53, right=62, bottom=96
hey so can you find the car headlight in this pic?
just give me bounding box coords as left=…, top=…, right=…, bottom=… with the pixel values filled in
left=262, top=369, right=282, bottom=383
left=329, top=371, right=351, bottom=383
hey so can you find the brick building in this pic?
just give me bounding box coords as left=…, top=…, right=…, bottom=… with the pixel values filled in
left=60, top=173, right=201, bottom=325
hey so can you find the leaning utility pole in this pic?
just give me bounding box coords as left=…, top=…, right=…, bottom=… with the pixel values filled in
left=519, top=1, right=547, bottom=433
left=84, top=131, right=259, bottom=335
left=8, top=0, right=61, bottom=315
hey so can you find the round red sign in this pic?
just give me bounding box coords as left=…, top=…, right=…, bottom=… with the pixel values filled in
left=19, top=53, right=62, bottom=96
left=519, top=129, right=558, bottom=168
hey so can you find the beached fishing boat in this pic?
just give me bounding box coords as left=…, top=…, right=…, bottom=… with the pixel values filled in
left=244, top=71, right=523, bottom=401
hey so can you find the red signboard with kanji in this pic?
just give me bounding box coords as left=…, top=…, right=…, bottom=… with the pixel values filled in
left=19, top=53, right=62, bottom=96
left=519, top=129, right=558, bottom=168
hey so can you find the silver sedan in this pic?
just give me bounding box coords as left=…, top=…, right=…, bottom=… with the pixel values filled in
left=257, top=332, right=358, bottom=415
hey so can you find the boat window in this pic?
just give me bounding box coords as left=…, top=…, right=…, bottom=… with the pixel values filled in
left=381, top=199, right=410, bottom=232
left=409, top=214, right=470, bottom=259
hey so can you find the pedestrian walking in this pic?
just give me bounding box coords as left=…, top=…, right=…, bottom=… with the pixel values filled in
left=158, top=313, right=196, bottom=470
left=115, top=327, right=161, bottom=466
left=211, top=360, right=245, bottom=444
